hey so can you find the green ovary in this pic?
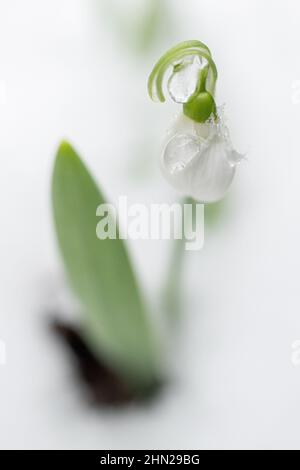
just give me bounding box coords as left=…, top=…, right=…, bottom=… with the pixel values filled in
left=183, top=91, right=216, bottom=123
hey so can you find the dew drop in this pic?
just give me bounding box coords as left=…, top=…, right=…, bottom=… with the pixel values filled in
left=226, top=149, right=244, bottom=167
left=172, top=161, right=186, bottom=174
left=167, top=55, right=208, bottom=104
left=162, top=133, right=201, bottom=175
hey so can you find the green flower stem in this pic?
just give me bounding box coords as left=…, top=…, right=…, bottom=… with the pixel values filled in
left=198, top=65, right=209, bottom=93
left=183, top=64, right=216, bottom=123
left=162, top=196, right=194, bottom=323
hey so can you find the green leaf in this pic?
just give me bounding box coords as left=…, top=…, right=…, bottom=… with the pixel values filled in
left=52, top=141, right=159, bottom=387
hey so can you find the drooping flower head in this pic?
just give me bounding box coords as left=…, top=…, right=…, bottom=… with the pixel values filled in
left=148, top=40, right=243, bottom=203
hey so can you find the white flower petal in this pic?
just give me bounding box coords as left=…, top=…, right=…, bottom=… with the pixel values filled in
left=161, top=112, right=242, bottom=203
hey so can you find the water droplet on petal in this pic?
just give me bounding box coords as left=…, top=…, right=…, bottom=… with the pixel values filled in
left=161, top=133, right=202, bottom=194
left=226, top=149, right=244, bottom=167
left=161, top=132, right=239, bottom=203
left=167, top=55, right=208, bottom=104
left=172, top=161, right=186, bottom=173
left=162, top=134, right=201, bottom=174
left=161, top=110, right=244, bottom=203
left=188, top=137, right=236, bottom=202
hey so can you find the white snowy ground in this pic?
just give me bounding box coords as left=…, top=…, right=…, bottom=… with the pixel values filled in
left=0, top=0, right=300, bottom=449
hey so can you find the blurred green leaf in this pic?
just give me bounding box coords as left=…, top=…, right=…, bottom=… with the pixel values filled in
left=134, top=0, right=166, bottom=53
left=205, top=200, right=226, bottom=228
left=52, top=141, right=159, bottom=387
left=98, top=0, right=169, bottom=56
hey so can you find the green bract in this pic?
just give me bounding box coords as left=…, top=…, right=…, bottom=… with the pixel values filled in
left=148, top=40, right=218, bottom=123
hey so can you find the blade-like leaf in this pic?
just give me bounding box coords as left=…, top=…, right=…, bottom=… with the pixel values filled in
left=52, top=141, right=159, bottom=386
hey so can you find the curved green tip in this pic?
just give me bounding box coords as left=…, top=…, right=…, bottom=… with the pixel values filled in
left=147, top=40, right=218, bottom=103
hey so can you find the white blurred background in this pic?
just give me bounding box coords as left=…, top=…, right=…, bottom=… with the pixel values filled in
left=0, top=0, right=300, bottom=449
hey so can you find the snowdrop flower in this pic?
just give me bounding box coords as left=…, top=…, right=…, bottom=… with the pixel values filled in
left=148, top=40, right=243, bottom=203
